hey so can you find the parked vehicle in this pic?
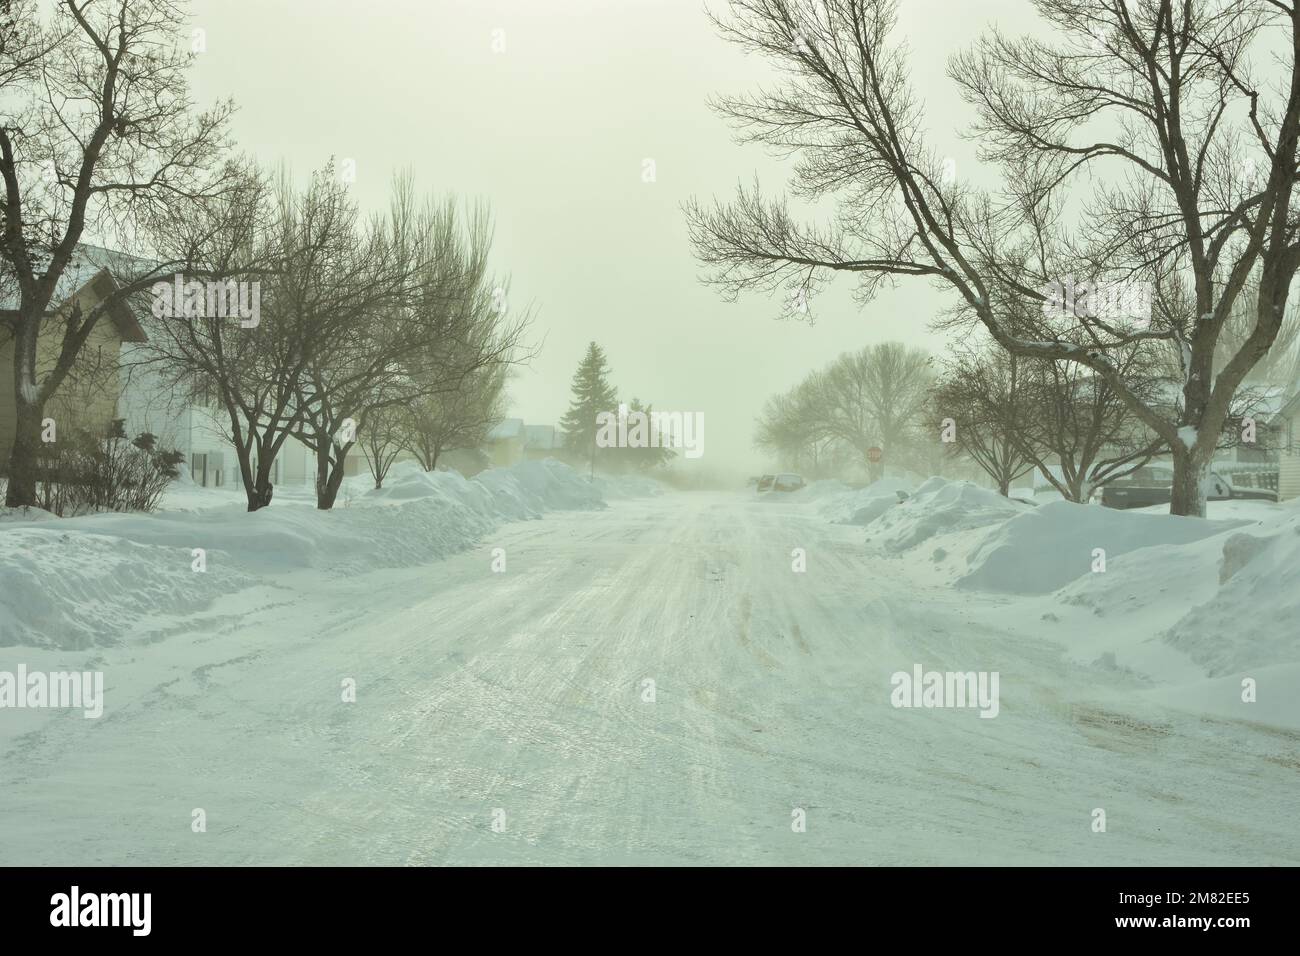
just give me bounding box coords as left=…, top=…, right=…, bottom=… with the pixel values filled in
left=756, top=474, right=775, bottom=492
left=1100, top=464, right=1278, bottom=509
left=772, top=472, right=806, bottom=492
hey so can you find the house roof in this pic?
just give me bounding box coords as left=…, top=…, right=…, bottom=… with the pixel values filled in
left=1, top=243, right=150, bottom=343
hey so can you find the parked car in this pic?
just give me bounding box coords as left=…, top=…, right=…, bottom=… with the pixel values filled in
left=1100, top=465, right=1278, bottom=509
left=756, top=474, right=775, bottom=492
left=771, top=472, right=806, bottom=492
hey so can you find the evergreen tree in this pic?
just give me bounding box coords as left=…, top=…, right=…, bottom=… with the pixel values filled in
left=618, top=398, right=675, bottom=472
left=559, top=342, right=618, bottom=476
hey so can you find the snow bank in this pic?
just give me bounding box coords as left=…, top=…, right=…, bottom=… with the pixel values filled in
left=0, top=529, right=256, bottom=649
left=0, top=459, right=605, bottom=649
left=957, top=500, right=1243, bottom=595
left=1006, top=505, right=1300, bottom=698
left=818, top=477, right=914, bottom=525
left=862, top=478, right=1026, bottom=553
left=1163, top=515, right=1300, bottom=675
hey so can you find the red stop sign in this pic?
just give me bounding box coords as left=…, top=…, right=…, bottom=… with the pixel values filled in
left=868, top=447, right=883, bottom=463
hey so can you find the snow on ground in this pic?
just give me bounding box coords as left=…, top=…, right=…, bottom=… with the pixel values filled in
left=589, top=473, right=665, bottom=499
left=1, top=467, right=1297, bottom=864
left=1163, top=513, right=1300, bottom=676
left=862, top=477, right=1028, bottom=553
left=956, top=499, right=1247, bottom=595
left=0, top=458, right=602, bottom=650
left=787, top=478, right=852, bottom=501
left=816, top=477, right=913, bottom=525
left=845, top=479, right=1300, bottom=731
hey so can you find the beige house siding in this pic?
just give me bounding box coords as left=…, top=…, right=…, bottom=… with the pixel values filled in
left=0, top=279, right=127, bottom=462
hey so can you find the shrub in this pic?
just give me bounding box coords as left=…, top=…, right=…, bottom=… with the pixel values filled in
left=34, top=419, right=183, bottom=517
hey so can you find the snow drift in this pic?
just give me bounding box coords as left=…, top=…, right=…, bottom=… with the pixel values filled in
left=0, top=459, right=605, bottom=649
left=861, top=478, right=1026, bottom=553
left=957, top=499, right=1245, bottom=595
left=818, top=477, right=913, bottom=525
left=1162, top=514, right=1300, bottom=675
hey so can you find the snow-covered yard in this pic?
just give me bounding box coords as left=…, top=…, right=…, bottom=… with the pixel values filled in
left=1, top=466, right=1297, bottom=864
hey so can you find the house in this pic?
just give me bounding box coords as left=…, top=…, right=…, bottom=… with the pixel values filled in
left=2, top=244, right=324, bottom=491
left=522, top=424, right=562, bottom=460
left=486, top=419, right=564, bottom=468
left=0, top=247, right=147, bottom=465
left=1274, top=388, right=1300, bottom=500
left=486, top=418, right=525, bottom=467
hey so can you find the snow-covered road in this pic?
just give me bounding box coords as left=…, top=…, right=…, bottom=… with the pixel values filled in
left=2, top=491, right=1297, bottom=865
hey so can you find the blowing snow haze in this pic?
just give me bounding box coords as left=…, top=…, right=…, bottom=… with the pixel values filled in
left=181, top=0, right=1027, bottom=480
left=2, top=0, right=1300, bottom=906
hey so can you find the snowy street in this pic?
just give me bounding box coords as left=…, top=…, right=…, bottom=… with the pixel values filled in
left=3, top=488, right=1296, bottom=866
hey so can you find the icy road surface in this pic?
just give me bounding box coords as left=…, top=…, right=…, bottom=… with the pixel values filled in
left=2, top=492, right=1297, bottom=865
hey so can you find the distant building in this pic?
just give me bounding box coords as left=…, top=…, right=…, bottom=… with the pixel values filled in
left=523, top=424, right=561, bottom=460
left=486, top=418, right=525, bottom=467
left=485, top=419, right=563, bottom=467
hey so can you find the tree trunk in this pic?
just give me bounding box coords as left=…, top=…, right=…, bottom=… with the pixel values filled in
left=997, top=476, right=1010, bottom=496
left=1169, top=445, right=1208, bottom=517
left=4, top=398, right=44, bottom=508
left=315, top=445, right=348, bottom=509
left=236, top=439, right=275, bottom=513
left=239, top=448, right=259, bottom=512
left=252, top=451, right=276, bottom=513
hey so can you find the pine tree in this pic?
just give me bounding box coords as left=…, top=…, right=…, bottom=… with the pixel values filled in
left=619, top=398, right=675, bottom=472
left=559, top=342, right=618, bottom=476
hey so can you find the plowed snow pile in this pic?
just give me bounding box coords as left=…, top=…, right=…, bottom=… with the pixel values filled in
left=861, top=478, right=1025, bottom=552
left=1162, top=514, right=1300, bottom=675
left=0, top=459, right=604, bottom=649
left=1025, top=505, right=1300, bottom=725
left=957, top=499, right=1245, bottom=595
left=819, top=477, right=913, bottom=525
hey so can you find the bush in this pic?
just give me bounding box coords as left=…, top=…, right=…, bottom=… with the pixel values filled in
left=35, top=419, right=184, bottom=517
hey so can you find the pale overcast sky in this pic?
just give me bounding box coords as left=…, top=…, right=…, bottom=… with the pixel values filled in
left=187, top=0, right=1027, bottom=474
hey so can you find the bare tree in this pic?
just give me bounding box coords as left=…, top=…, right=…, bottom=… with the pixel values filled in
left=402, top=362, right=506, bottom=472
left=932, top=346, right=1040, bottom=496
left=295, top=188, right=530, bottom=509
left=1, top=0, right=238, bottom=507
left=139, top=165, right=338, bottom=512
left=817, top=342, right=932, bottom=477
left=754, top=379, right=849, bottom=476
left=1016, top=352, right=1168, bottom=502
left=356, top=390, right=409, bottom=490
left=687, top=0, right=1300, bottom=516
left=1215, top=275, right=1300, bottom=388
